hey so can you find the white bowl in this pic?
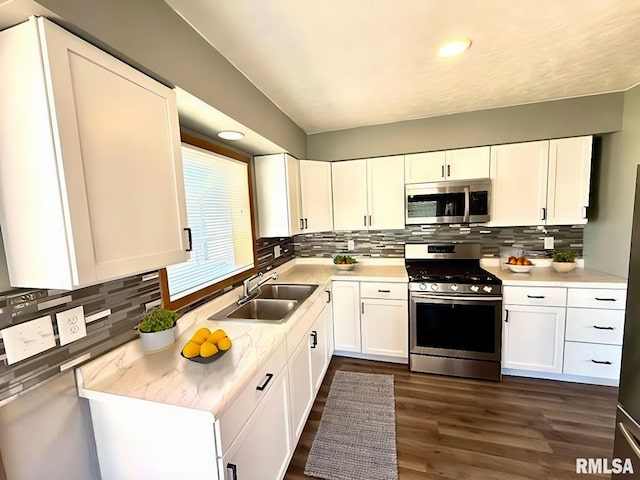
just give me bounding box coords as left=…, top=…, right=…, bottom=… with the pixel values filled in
left=505, top=263, right=534, bottom=274
left=552, top=262, right=576, bottom=273
left=334, top=263, right=356, bottom=271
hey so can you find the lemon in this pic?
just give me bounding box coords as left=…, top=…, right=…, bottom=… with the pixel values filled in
left=182, top=341, right=201, bottom=358
left=217, top=336, right=232, bottom=351
left=207, top=329, right=227, bottom=345
left=200, top=341, right=219, bottom=358
left=191, top=327, right=211, bottom=345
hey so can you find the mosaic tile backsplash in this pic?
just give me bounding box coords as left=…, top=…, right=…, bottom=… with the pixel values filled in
left=294, top=225, right=585, bottom=258
left=0, top=236, right=293, bottom=405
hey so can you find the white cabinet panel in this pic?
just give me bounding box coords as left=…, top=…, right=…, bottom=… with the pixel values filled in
left=0, top=17, right=188, bottom=289
left=445, top=146, right=491, bottom=181
left=567, top=288, right=627, bottom=310
left=299, top=160, right=333, bottom=233
left=488, top=141, right=549, bottom=227
left=221, top=370, right=292, bottom=480
left=287, top=333, right=313, bottom=441
left=563, top=342, right=622, bottom=380
left=566, top=308, right=625, bottom=345
left=332, top=281, right=361, bottom=352
left=404, top=151, right=446, bottom=183
left=310, top=305, right=331, bottom=392
left=502, top=305, right=565, bottom=373
left=547, top=136, right=592, bottom=225
left=360, top=282, right=408, bottom=300
left=361, top=298, right=408, bottom=358
left=502, top=286, right=567, bottom=307
left=332, top=160, right=368, bottom=231
left=367, top=156, right=405, bottom=230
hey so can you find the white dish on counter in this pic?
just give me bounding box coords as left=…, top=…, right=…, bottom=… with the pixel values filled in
left=505, top=263, right=535, bottom=274
left=334, top=263, right=356, bottom=271
left=552, top=262, right=577, bottom=273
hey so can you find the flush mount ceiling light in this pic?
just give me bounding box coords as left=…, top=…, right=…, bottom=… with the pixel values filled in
left=438, top=37, right=472, bottom=58
left=217, top=130, right=245, bottom=140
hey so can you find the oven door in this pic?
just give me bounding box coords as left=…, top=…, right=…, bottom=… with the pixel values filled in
left=405, top=183, right=468, bottom=224
left=410, top=293, right=502, bottom=362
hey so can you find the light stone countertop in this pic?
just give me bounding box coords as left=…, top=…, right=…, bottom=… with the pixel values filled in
left=483, top=265, right=627, bottom=289
left=75, top=260, right=408, bottom=418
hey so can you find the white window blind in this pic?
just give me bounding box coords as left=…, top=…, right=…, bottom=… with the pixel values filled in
left=166, top=144, right=254, bottom=301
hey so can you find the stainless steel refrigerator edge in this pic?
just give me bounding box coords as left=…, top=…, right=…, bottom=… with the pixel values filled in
left=613, top=167, right=640, bottom=478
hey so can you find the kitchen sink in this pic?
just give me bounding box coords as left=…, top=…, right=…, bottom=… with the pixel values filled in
left=257, top=284, right=317, bottom=301
left=216, top=298, right=298, bottom=322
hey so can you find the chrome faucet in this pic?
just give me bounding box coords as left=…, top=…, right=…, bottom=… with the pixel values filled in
left=238, top=271, right=279, bottom=305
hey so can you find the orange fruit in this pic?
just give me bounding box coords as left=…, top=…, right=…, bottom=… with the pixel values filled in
left=200, top=341, right=219, bottom=358
left=207, top=329, right=227, bottom=345
left=217, top=336, right=232, bottom=351
left=181, top=341, right=201, bottom=358
left=191, top=327, right=211, bottom=345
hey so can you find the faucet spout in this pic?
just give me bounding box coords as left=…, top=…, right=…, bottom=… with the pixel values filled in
left=238, top=271, right=279, bottom=305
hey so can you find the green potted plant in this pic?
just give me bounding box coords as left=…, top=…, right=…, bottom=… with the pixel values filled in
left=137, top=308, right=179, bottom=352
left=333, top=254, right=357, bottom=271
left=552, top=249, right=577, bottom=273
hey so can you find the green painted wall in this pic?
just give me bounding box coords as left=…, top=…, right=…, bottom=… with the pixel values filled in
left=307, top=93, right=624, bottom=160
left=584, top=85, right=640, bottom=277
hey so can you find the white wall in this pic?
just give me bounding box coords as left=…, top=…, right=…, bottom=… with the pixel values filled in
left=0, top=372, right=100, bottom=480
left=584, top=85, right=640, bottom=277
left=0, top=231, right=9, bottom=292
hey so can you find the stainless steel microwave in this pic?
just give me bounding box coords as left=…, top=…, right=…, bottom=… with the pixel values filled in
left=405, top=179, right=491, bottom=225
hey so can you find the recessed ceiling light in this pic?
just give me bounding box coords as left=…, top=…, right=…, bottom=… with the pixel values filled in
left=217, top=130, right=245, bottom=140
left=438, top=38, right=472, bottom=58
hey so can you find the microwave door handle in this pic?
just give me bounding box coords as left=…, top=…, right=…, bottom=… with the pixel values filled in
left=464, top=186, right=470, bottom=222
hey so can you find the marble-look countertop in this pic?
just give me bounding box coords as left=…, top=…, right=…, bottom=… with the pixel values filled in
left=76, top=260, right=408, bottom=418
left=483, top=265, right=627, bottom=289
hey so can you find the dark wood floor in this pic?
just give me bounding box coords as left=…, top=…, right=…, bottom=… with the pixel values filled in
left=285, top=356, right=618, bottom=480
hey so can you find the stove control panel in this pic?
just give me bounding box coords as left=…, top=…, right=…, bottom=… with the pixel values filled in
left=409, top=282, right=502, bottom=295
left=470, top=285, right=480, bottom=293
left=450, top=284, right=459, bottom=291
left=430, top=284, right=439, bottom=291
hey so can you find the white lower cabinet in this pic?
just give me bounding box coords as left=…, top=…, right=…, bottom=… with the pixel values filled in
left=332, top=280, right=408, bottom=362
left=288, top=333, right=314, bottom=441
left=502, top=305, right=566, bottom=373
left=221, top=368, right=292, bottom=480
left=310, top=305, right=332, bottom=392
left=563, top=342, right=623, bottom=380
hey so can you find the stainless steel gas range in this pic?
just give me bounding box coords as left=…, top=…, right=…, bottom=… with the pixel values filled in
left=406, top=243, right=502, bottom=381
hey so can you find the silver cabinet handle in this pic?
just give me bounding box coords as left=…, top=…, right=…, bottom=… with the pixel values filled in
left=618, top=422, right=640, bottom=459
left=447, top=165, right=451, bottom=177
left=441, top=165, right=445, bottom=178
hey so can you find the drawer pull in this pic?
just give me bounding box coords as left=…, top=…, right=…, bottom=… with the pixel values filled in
left=256, top=373, right=274, bottom=391
left=227, top=463, right=238, bottom=480
left=527, top=295, right=545, bottom=299
left=591, top=359, right=612, bottom=365
left=378, top=289, right=391, bottom=293
left=595, top=297, right=617, bottom=302
left=310, top=330, right=318, bottom=349
left=593, top=325, right=615, bottom=330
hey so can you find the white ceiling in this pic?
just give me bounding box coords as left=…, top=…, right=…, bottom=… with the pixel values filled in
left=165, top=0, right=640, bottom=134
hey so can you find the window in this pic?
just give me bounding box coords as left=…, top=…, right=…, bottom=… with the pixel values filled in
left=159, top=134, right=257, bottom=310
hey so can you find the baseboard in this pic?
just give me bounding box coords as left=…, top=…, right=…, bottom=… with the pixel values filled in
left=333, top=351, right=408, bottom=365
left=502, top=368, right=619, bottom=387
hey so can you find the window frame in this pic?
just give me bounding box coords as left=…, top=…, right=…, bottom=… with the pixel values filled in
left=159, top=132, right=258, bottom=310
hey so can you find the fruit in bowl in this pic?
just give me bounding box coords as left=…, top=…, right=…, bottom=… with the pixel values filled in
left=181, top=327, right=232, bottom=363
left=505, top=256, right=534, bottom=273
left=333, top=255, right=357, bottom=271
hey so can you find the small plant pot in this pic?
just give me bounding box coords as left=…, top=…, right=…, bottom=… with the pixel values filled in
left=139, top=327, right=176, bottom=353
left=551, top=262, right=576, bottom=274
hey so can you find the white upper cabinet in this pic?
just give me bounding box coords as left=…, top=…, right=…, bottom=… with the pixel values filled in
left=546, top=136, right=592, bottom=225
left=489, top=137, right=593, bottom=227
left=488, top=141, right=549, bottom=227
left=404, top=147, right=490, bottom=183
left=332, top=156, right=404, bottom=231
left=299, top=160, right=334, bottom=233
left=254, top=153, right=303, bottom=237
left=0, top=17, right=189, bottom=290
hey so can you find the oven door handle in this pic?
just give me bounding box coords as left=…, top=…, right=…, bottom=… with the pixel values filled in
left=463, top=186, right=470, bottom=223
left=411, top=293, right=503, bottom=301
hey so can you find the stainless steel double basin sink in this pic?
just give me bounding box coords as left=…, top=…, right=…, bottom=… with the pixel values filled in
left=209, top=284, right=318, bottom=323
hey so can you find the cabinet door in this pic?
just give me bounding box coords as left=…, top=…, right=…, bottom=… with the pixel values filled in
left=361, top=299, right=408, bottom=358
left=286, top=154, right=303, bottom=235
left=488, top=141, right=549, bottom=227
left=404, top=151, right=446, bottom=183
left=310, top=304, right=331, bottom=393
left=367, top=156, right=405, bottom=230
left=287, top=333, right=313, bottom=441
left=546, top=136, right=592, bottom=225
left=332, top=160, right=368, bottom=230
left=502, top=305, right=565, bottom=373
left=299, top=160, right=333, bottom=233
left=221, top=370, right=292, bottom=480
left=445, top=146, right=491, bottom=180
left=332, top=281, right=361, bottom=352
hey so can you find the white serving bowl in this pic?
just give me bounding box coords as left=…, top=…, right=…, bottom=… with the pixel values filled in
left=552, top=262, right=576, bottom=273
left=505, top=263, right=534, bottom=274
left=334, top=263, right=356, bottom=271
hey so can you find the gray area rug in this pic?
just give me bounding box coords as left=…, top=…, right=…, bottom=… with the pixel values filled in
left=304, top=370, right=398, bottom=480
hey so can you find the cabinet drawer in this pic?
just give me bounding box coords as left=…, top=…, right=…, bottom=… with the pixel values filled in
left=360, top=282, right=407, bottom=300
left=218, top=343, right=287, bottom=454
left=503, top=286, right=567, bottom=306
left=567, top=288, right=627, bottom=310
left=565, top=308, right=625, bottom=345
left=563, top=342, right=622, bottom=380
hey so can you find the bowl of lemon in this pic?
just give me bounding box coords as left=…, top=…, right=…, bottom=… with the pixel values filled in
left=181, top=327, right=232, bottom=363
